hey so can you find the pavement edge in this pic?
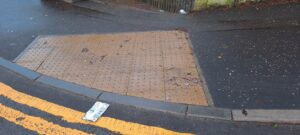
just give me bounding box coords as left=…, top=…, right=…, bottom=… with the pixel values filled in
left=0, top=58, right=40, bottom=80
left=2, top=57, right=300, bottom=124
left=232, top=109, right=300, bottom=124
left=36, top=75, right=102, bottom=99
left=0, top=57, right=232, bottom=120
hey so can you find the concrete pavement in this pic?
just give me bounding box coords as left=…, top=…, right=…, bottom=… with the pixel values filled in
left=0, top=0, right=299, bottom=109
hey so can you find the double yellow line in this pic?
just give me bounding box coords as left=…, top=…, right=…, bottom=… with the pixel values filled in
left=0, top=82, right=193, bottom=135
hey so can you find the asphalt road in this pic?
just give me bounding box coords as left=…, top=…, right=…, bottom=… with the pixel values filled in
left=191, top=28, right=300, bottom=108
left=0, top=0, right=299, bottom=109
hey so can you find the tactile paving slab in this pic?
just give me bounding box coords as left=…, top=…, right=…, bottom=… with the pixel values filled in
left=15, top=31, right=208, bottom=105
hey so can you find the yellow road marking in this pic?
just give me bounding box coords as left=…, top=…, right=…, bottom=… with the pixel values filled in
left=0, top=83, right=193, bottom=135
left=0, top=104, right=90, bottom=135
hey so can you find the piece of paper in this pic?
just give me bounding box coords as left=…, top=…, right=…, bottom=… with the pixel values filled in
left=83, top=101, right=109, bottom=122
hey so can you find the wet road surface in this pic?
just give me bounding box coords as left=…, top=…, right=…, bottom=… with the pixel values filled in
left=191, top=28, right=300, bottom=108
left=0, top=0, right=299, bottom=109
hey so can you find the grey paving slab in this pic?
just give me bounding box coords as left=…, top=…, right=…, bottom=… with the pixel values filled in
left=36, top=75, right=102, bottom=99
left=187, top=105, right=232, bottom=120
left=232, top=109, right=300, bottom=123
left=98, top=92, right=188, bottom=114
left=0, top=57, right=40, bottom=80
left=63, top=0, right=82, bottom=3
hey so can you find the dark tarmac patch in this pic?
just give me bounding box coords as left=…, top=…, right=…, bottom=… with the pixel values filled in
left=0, top=117, right=39, bottom=135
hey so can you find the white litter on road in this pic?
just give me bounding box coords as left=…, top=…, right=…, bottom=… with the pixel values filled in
left=83, top=101, right=110, bottom=122
left=179, top=9, right=187, bottom=15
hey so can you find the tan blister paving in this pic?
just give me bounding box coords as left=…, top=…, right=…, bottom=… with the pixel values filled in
left=16, top=48, right=53, bottom=70
left=127, top=69, right=165, bottom=101
left=15, top=31, right=208, bottom=105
